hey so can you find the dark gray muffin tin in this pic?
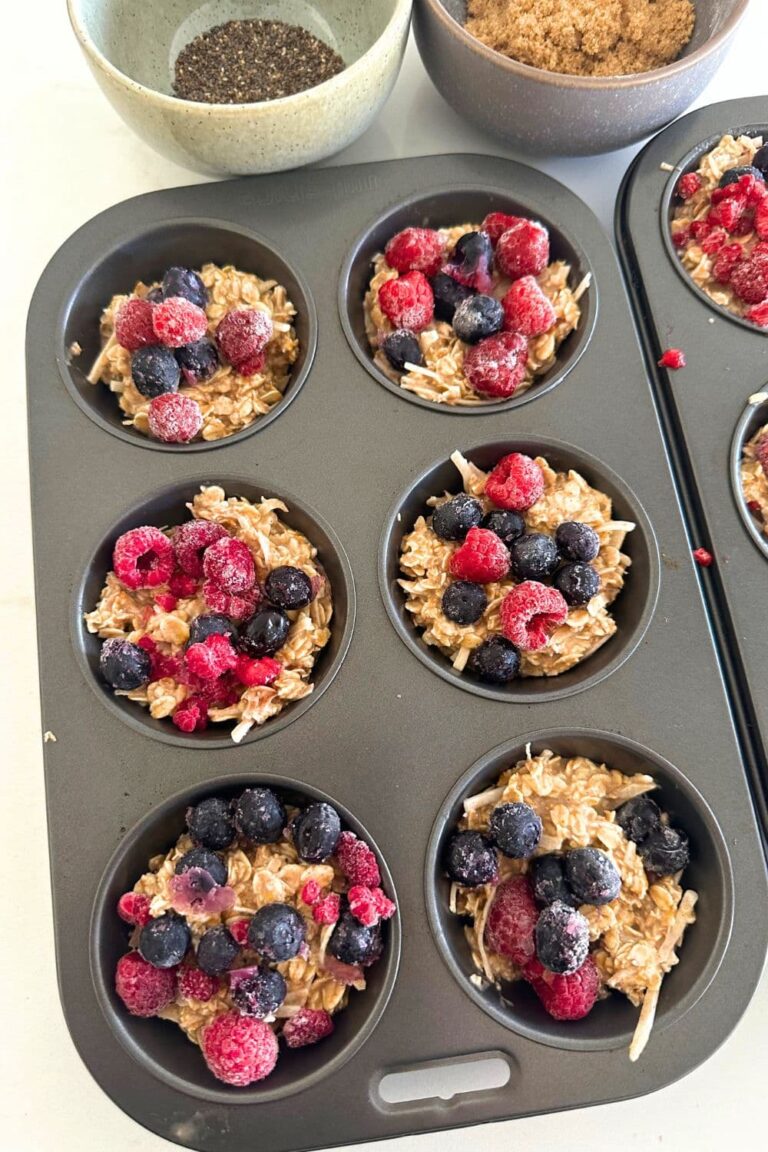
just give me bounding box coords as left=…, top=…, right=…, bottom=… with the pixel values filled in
left=26, top=154, right=768, bottom=1152
left=616, top=96, right=768, bottom=834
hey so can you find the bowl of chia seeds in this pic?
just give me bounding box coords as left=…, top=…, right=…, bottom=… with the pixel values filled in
left=67, top=0, right=412, bottom=175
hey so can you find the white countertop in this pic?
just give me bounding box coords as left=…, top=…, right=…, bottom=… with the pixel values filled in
left=3, top=2, right=767, bottom=1148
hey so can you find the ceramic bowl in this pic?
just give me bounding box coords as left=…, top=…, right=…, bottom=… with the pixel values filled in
left=413, top=0, right=750, bottom=155
left=67, top=0, right=412, bottom=175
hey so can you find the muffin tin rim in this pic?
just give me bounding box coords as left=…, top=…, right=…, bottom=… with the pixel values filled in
left=423, top=726, right=735, bottom=1053
left=70, top=472, right=356, bottom=749
left=56, top=214, right=320, bottom=452
left=90, top=771, right=402, bottom=1105
left=337, top=182, right=599, bottom=416
left=729, top=391, right=768, bottom=560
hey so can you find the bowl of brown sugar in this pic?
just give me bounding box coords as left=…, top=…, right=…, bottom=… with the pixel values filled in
left=413, top=0, right=750, bottom=155
left=67, top=0, right=412, bottom=175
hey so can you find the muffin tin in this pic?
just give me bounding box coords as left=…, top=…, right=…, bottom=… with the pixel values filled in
left=27, top=154, right=768, bottom=1152
left=616, top=96, right=768, bottom=834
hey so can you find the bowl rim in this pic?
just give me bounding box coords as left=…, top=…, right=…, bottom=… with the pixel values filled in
left=419, top=0, right=750, bottom=89
left=67, top=0, right=413, bottom=111
left=729, top=390, right=768, bottom=561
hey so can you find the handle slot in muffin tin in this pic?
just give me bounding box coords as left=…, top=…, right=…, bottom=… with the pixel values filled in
left=27, top=154, right=768, bottom=1152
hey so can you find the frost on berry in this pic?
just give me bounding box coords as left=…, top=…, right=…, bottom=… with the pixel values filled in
left=168, top=867, right=236, bottom=915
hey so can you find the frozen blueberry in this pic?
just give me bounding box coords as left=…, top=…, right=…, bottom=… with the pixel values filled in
left=291, top=802, right=341, bottom=862
left=452, top=295, right=504, bottom=344
left=509, top=533, right=560, bottom=581
left=231, top=966, right=287, bottom=1018
left=328, top=910, right=382, bottom=966
left=431, top=494, right=484, bottom=541
left=481, top=510, right=525, bottom=547
left=554, top=562, right=601, bottom=606
left=186, top=797, right=235, bottom=851
left=565, top=847, right=621, bottom=906
left=146, top=286, right=164, bottom=304
left=445, top=230, right=493, bottom=288
left=187, top=613, right=238, bottom=647
left=441, top=581, right=488, bottom=625
left=615, top=796, right=662, bottom=845
left=99, top=638, right=151, bottom=691
left=176, top=339, right=219, bottom=385
left=131, top=345, right=181, bottom=398
left=754, top=144, right=768, bottom=177
left=535, top=900, right=589, bottom=975
left=718, top=165, right=765, bottom=188
left=382, top=328, right=423, bottom=372
left=444, top=830, right=499, bottom=887
left=139, top=912, right=190, bottom=969
left=162, top=266, right=208, bottom=309
left=248, top=903, right=305, bottom=962
left=488, top=802, right=542, bottom=859
left=234, top=787, right=286, bottom=845
left=555, top=521, right=600, bottom=562
left=431, top=272, right=475, bottom=322
left=531, top=855, right=575, bottom=907
left=639, top=825, right=690, bottom=876
left=237, top=609, right=290, bottom=657
left=196, top=926, right=240, bottom=976
left=175, top=847, right=228, bottom=888
left=265, top=566, right=313, bottom=610
left=468, top=636, right=520, bottom=684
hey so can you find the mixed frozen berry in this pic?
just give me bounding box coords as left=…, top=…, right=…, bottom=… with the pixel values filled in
left=113, top=786, right=396, bottom=1086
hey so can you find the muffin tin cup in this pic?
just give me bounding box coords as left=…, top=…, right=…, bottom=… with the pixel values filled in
left=338, top=187, right=597, bottom=415
left=58, top=218, right=318, bottom=451
left=425, top=729, right=734, bottom=1052
left=73, top=475, right=356, bottom=748
left=380, top=438, right=659, bottom=703
left=730, top=392, right=768, bottom=560
left=91, top=774, right=401, bottom=1104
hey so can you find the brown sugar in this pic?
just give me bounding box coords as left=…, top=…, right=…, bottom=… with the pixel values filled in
left=464, top=0, right=696, bottom=77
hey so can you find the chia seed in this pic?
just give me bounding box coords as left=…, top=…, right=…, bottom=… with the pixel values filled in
left=172, top=19, right=346, bottom=104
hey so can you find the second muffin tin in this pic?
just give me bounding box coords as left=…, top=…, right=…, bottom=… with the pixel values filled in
left=27, top=154, right=768, bottom=1152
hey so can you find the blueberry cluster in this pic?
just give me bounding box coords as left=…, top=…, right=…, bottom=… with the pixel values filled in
left=130, top=267, right=219, bottom=398
left=615, top=795, right=690, bottom=876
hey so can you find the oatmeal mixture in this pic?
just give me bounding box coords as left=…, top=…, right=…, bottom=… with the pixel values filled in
left=465, top=0, right=695, bottom=78
left=451, top=749, right=697, bottom=1060
left=365, top=221, right=588, bottom=406
left=741, top=421, right=768, bottom=530
left=87, top=262, right=299, bottom=441
left=85, top=486, right=332, bottom=742
left=670, top=134, right=768, bottom=327
left=399, top=451, right=633, bottom=680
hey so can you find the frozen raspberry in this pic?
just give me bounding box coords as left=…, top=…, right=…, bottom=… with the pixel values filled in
left=657, top=348, right=686, bottom=369
left=755, top=197, right=768, bottom=240
left=117, top=892, right=152, bottom=927
left=168, top=570, right=199, bottom=598
left=201, top=1012, right=278, bottom=1085
left=712, top=243, right=743, bottom=283
left=228, top=919, right=251, bottom=947
left=709, top=195, right=747, bottom=233
left=152, top=297, right=208, bottom=348
left=113, top=526, right=175, bottom=590
left=748, top=498, right=764, bottom=514
left=500, top=581, right=569, bottom=651
left=335, top=831, right=381, bottom=887
left=495, top=219, right=549, bottom=279
left=172, top=695, right=208, bottom=733
left=372, top=887, right=396, bottom=919
left=677, top=171, right=702, bottom=200
left=203, top=581, right=260, bottom=621
left=693, top=547, right=713, bottom=567
left=153, top=593, right=176, bottom=614
left=385, top=227, right=444, bottom=276
left=147, top=393, right=203, bottom=443
left=481, top=212, right=522, bottom=245
left=671, top=226, right=690, bottom=249
left=524, top=955, right=600, bottom=1021
left=689, top=219, right=713, bottom=242
left=216, top=309, right=273, bottom=371
left=450, top=526, right=510, bottom=583
left=234, top=654, right=281, bottom=687
left=114, top=297, right=156, bottom=351
left=313, top=892, right=341, bottom=925
left=747, top=300, right=768, bottom=327
left=485, top=453, right=545, bottom=511
left=203, top=537, right=256, bottom=595
left=347, top=886, right=379, bottom=927
left=172, top=520, right=228, bottom=577
left=378, top=271, right=434, bottom=331
left=700, top=227, right=727, bottom=255
left=137, top=636, right=182, bottom=682
left=186, top=633, right=238, bottom=681
left=484, top=876, right=538, bottom=965
left=501, top=276, right=556, bottom=337
left=282, top=1007, right=334, bottom=1049
left=178, top=964, right=220, bottom=1002
left=464, top=331, right=529, bottom=399
left=731, top=251, right=768, bottom=304
left=115, top=951, right=176, bottom=1017
left=301, top=880, right=321, bottom=906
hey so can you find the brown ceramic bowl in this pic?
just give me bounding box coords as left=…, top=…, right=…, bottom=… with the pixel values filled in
left=413, top=0, right=750, bottom=156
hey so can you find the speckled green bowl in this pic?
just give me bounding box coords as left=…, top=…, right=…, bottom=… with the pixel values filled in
left=67, top=0, right=412, bottom=175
